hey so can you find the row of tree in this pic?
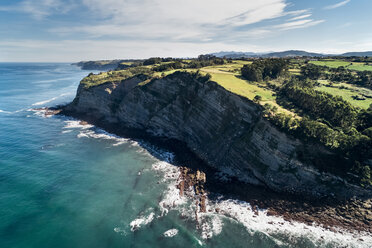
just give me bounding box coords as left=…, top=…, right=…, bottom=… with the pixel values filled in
left=300, top=63, right=372, bottom=90
left=327, top=70, right=372, bottom=90
left=152, top=61, right=183, bottom=72
left=280, top=78, right=359, bottom=128
left=143, top=57, right=181, bottom=65
left=187, top=55, right=225, bottom=68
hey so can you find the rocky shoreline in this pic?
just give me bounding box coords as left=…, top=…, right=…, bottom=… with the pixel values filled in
left=54, top=109, right=371, bottom=235
left=176, top=167, right=207, bottom=224
left=174, top=166, right=372, bottom=235
left=32, top=107, right=62, bottom=117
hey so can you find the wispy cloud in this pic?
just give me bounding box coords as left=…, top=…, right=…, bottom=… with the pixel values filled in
left=82, top=0, right=288, bottom=27
left=276, top=19, right=325, bottom=30
left=324, top=0, right=351, bottom=10
left=0, top=0, right=73, bottom=19
left=49, top=0, right=289, bottom=42
left=48, top=0, right=323, bottom=44
left=289, top=14, right=312, bottom=21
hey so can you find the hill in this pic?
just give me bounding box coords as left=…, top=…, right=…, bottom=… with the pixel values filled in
left=212, top=50, right=372, bottom=58
left=263, top=50, right=326, bottom=58
left=341, top=51, right=372, bottom=57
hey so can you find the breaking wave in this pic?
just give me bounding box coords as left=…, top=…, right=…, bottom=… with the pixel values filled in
left=150, top=155, right=372, bottom=248
left=130, top=211, right=155, bottom=232
left=163, top=229, right=179, bottom=238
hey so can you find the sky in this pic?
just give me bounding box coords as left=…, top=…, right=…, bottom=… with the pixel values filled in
left=0, top=0, right=371, bottom=62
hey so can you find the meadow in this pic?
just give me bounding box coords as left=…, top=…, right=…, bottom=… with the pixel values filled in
left=315, top=80, right=372, bottom=109
left=310, top=60, right=372, bottom=71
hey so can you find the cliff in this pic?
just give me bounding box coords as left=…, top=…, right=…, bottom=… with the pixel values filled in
left=63, top=71, right=371, bottom=199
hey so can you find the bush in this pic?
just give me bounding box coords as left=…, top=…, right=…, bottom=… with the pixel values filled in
left=253, top=95, right=262, bottom=103
left=153, top=61, right=183, bottom=72
left=300, top=64, right=324, bottom=80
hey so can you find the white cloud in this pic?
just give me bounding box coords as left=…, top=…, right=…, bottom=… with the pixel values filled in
left=324, top=0, right=351, bottom=10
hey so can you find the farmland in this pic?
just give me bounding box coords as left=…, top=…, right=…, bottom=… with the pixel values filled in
left=310, top=59, right=372, bottom=71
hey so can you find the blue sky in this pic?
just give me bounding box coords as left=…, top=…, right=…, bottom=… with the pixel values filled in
left=0, top=0, right=371, bottom=62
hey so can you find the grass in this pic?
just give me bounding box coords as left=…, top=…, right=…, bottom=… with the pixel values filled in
left=191, top=64, right=295, bottom=115
left=348, top=63, right=372, bottom=71
left=81, top=66, right=154, bottom=88
left=80, top=71, right=126, bottom=88
left=119, top=62, right=135, bottom=66
left=204, top=71, right=275, bottom=101
left=288, top=68, right=301, bottom=75
left=316, top=80, right=372, bottom=109
left=310, top=60, right=350, bottom=68
left=309, top=60, right=372, bottom=71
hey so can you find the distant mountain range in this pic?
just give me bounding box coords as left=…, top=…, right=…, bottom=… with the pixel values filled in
left=340, top=51, right=372, bottom=57
left=211, top=50, right=372, bottom=58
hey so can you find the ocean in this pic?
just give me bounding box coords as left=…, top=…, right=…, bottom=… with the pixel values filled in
left=0, top=63, right=370, bottom=248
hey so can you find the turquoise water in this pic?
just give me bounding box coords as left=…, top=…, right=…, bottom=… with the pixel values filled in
left=0, top=63, right=369, bottom=248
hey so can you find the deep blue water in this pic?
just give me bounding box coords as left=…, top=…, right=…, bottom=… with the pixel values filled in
left=0, top=63, right=369, bottom=248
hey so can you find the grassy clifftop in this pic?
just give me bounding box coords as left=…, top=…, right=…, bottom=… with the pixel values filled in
left=80, top=66, right=153, bottom=88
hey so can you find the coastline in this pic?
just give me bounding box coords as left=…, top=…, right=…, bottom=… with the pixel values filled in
left=56, top=108, right=372, bottom=235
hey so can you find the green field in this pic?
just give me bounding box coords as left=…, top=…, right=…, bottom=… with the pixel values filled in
left=310, top=60, right=372, bottom=71
left=348, top=63, right=372, bottom=71
left=195, top=64, right=294, bottom=115
left=316, top=80, right=372, bottom=109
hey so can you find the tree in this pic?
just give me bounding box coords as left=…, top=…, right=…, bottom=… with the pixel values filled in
left=241, top=58, right=288, bottom=82
left=280, top=78, right=358, bottom=128
left=143, top=57, right=162, bottom=65
left=253, top=95, right=262, bottom=103
left=300, top=64, right=324, bottom=80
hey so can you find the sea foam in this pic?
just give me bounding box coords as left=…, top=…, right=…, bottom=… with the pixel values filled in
left=163, top=229, right=179, bottom=237
left=0, top=109, right=11, bottom=114
left=130, top=212, right=155, bottom=231
left=77, top=129, right=130, bottom=147
left=62, top=119, right=137, bottom=147
left=205, top=198, right=372, bottom=247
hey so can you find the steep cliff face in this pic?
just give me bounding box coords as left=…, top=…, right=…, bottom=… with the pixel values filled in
left=64, top=72, right=371, bottom=199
